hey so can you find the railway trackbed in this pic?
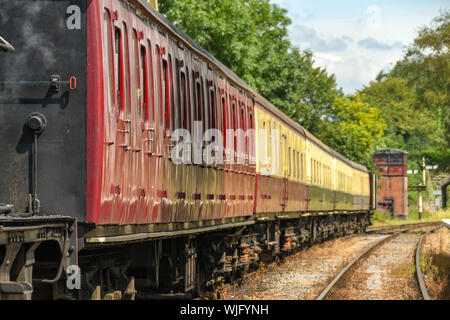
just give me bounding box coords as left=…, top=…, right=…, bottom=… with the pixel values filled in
left=211, top=222, right=443, bottom=300
left=316, top=224, right=442, bottom=300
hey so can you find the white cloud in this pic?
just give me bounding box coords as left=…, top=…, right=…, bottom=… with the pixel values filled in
left=271, top=0, right=447, bottom=94
left=289, top=24, right=405, bottom=93
left=358, top=37, right=403, bottom=51
left=314, top=52, right=343, bottom=63
left=312, top=42, right=402, bottom=94
left=290, top=25, right=351, bottom=52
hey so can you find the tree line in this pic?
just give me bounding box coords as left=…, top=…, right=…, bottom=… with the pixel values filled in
left=159, top=1, right=449, bottom=171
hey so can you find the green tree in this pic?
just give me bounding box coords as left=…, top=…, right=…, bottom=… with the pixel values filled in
left=360, top=77, right=441, bottom=153
left=319, top=95, right=386, bottom=168
left=160, top=0, right=308, bottom=113
left=160, top=0, right=381, bottom=166
left=389, top=10, right=449, bottom=149
left=293, top=58, right=343, bottom=134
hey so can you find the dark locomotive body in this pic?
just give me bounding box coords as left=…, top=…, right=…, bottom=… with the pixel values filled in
left=0, top=0, right=375, bottom=299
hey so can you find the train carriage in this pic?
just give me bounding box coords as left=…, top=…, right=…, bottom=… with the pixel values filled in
left=0, top=0, right=374, bottom=300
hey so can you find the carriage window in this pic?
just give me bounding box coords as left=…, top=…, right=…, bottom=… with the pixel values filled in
left=240, top=106, right=245, bottom=158
left=147, top=41, right=154, bottom=122
left=175, top=61, right=182, bottom=129
left=195, top=79, right=202, bottom=123
left=131, top=30, right=138, bottom=110
left=162, top=59, right=170, bottom=131
left=122, top=24, right=130, bottom=118
left=156, top=46, right=163, bottom=124
left=201, top=79, right=206, bottom=132
left=232, top=102, right=237, bottom=155
left=168, top=55, right=175, bottom=131
left=140, top=45, right=148, bottom=122
left=316, top=161, right=319, bottom=184
left=292, top=149, right=295, bottom=177
left=185, top=68, right=191, bottom=131
left=249, top=112, right=253, bottom=162
left=294, top=151, right=297, bottom=179
left=114, top=27, right=123, bottom=113
left=295, top=151, right=298, bottom=179
left=103, top=10, right=114, bottom=113
left=177, top=67, right=185, bottom=130
left=299, top=152, right=302, bottom=179
left=288, top=147, right=291, bottom=176
left=209, top=89, right=216, bottom=129
left=222, top=96, right=227, bottom=148
left=314, top=160, right=316, bottom=184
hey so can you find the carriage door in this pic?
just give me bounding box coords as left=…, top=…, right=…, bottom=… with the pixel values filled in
left=128, top=31, right=149, bottom=224
left=106, top=11, right=130, bottom=224
left=158, top=35, right=172, bottom=222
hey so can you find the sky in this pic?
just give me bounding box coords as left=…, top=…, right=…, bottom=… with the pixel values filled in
left=270, top=0, right=448, bottom=94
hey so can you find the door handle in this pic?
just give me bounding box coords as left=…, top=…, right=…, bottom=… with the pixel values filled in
left=0, top=75, right=77, bottom=92
left=144, top=128, right=155, bottom=156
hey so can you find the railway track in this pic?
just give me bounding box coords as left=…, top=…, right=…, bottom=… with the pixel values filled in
left=316, top=223, right=441, bottom=300
left=366, top=221, right=442, bottom=233
left=192, top=221, right=445, bottom=300
left=415, top=227, right=440, bottom=300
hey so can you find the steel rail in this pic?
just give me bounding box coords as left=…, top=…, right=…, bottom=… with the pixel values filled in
left=415, top=226, right=441, bottom=300
left=316, top=230, right=403, bottom=300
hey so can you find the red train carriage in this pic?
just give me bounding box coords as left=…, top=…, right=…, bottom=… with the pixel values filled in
left=0, top=0, right=374, bottom=300
left=87, top=0, right=256, bottom=227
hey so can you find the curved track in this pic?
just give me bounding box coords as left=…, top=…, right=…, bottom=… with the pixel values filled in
left=415, top=226, right=442, bottom=300
left=316, top=223, right=440, bottom=300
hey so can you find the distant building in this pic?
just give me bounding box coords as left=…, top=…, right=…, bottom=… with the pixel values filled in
left=373, top=149, right=408, bottom=218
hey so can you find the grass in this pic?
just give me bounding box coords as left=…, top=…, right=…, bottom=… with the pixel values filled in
left=421, top=228, right=450, bottom=299
left=371, top=209, right=450, bottom=227
left=390, top=264, right=416, bottom=276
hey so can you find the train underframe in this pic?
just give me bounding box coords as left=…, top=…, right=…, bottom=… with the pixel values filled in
left=1, top=211, right=368, bottom=300
left=1, top=211, right=370, bottom=300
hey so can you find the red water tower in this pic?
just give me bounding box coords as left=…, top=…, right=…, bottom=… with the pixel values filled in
left=373, top=149, right=408, bottom=218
